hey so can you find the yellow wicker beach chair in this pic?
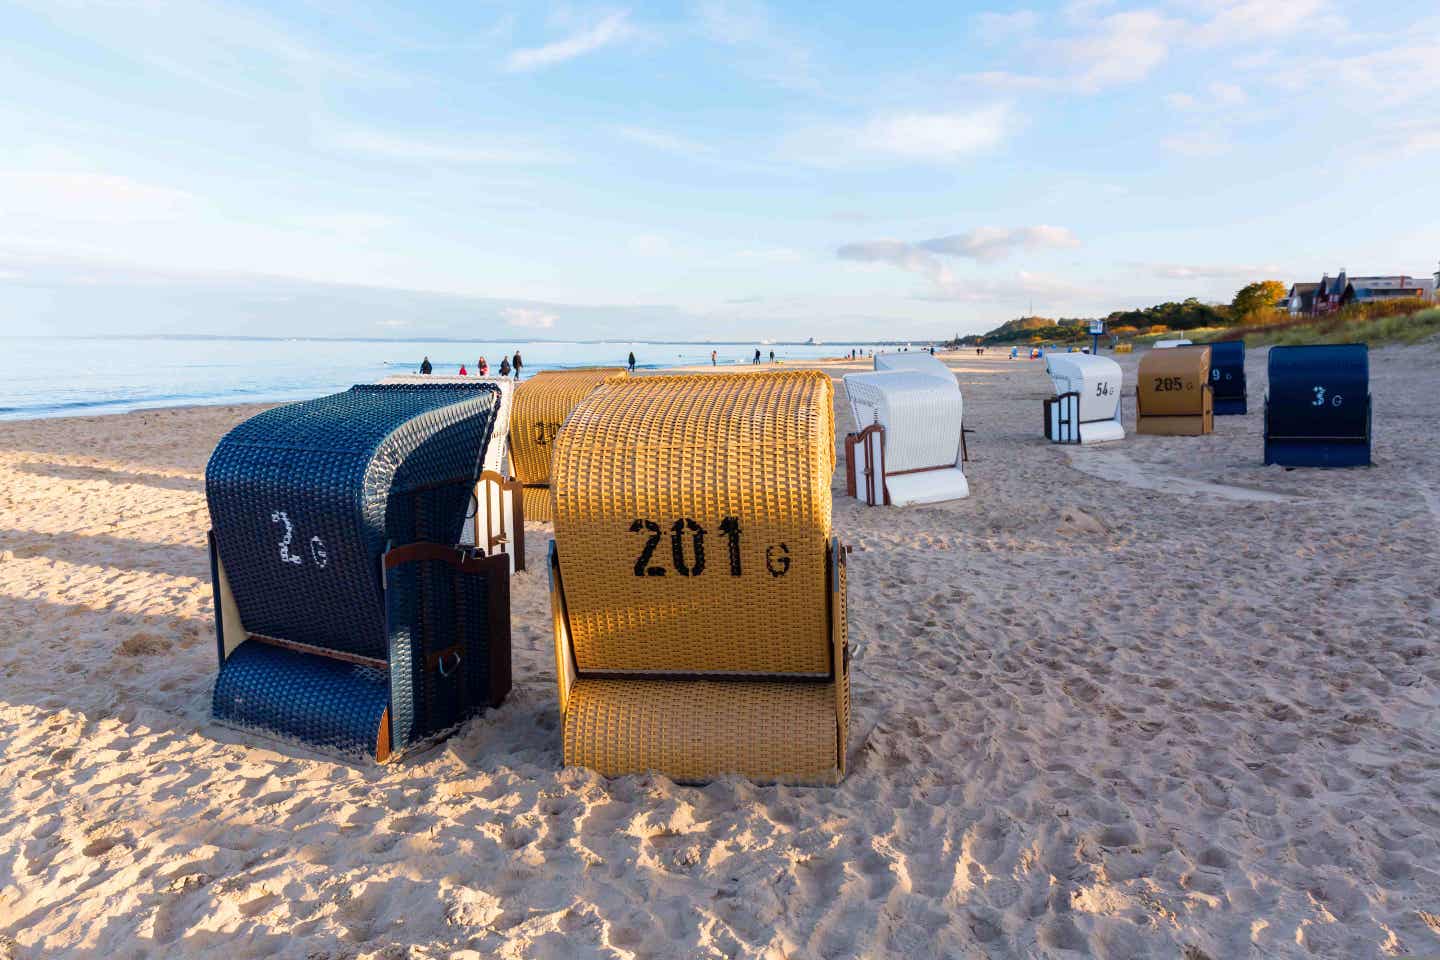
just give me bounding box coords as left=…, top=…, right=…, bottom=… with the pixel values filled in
left=509, top=368, right=628, bottom=521
left=1136, top=346, right=1214, bottom=436
left=548, top=370, right=850, bottom=784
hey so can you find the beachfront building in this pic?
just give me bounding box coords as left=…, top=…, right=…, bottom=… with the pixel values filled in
left=1309, top=269, right=1435, bottom=315
left=1287, top=282, right=1319, bottom=315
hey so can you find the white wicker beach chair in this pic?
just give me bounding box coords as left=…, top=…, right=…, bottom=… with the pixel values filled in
left=1043, top=353, right=1125, bottom=444
left=843, top=371, right=969, bottom=506
left=383, top=375, right=523, bottom=571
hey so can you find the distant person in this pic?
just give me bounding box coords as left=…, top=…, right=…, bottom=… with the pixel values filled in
left=711, top=349, right=717, bottom=366
left=512, top=351, right=523, bottom=380
left=628, top=350, right=636, bottom=373
left=458, top=364, right=468, bottom=376
left=478, top=356, right=488, bottom=375
left=769, top=349, right=775, bottom=363
left=420, top=356, right=432, bottom=375
left=498, top=356, right=511, bottom=377
left=753, top=348, right=761, bottom=365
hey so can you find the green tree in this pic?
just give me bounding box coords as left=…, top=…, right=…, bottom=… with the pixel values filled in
left=1231, top=281, right=1288, bottom=321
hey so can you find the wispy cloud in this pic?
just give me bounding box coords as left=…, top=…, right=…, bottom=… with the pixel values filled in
left=694, top=0, right=816, bottom=89
left=1160, top=131, right=1231, bottom=157
left=0, top=170, right=197, bottom=223
left=1141, top=262, right=1285, bottom=280
left=1165, top=81, right=1248, bottom=112
left=786, top=105, right=1015, bottom=166
left=325, top=128, right=561, bottom=165
left=921, top=226, right=1081, bottom=263
left=613, top=125, right=713, bottom=157
left=837, top=227, right=1085, bottom=299
left=503, top=11, right=635, bottom=72
left=500, top=306, right=557, bottom=328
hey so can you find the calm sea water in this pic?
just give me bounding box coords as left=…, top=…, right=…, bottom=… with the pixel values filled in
left=0, top=337, right=875, bottom=421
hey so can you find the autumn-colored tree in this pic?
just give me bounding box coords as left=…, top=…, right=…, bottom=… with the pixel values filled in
left=1231, top=281, right=1288, bottom=321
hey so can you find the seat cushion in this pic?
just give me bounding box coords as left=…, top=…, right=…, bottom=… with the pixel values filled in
left=885, top=467, right=969, bottom=505
left=563, top=677, right=841, bottom=784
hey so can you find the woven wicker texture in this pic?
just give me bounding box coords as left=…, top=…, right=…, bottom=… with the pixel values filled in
left=522, top=485, right=555, bottom=523
left=1266, top=344, right=1368, bottom=440
left=562, top=678, right=840, bottom=784
left=873, top=351, right=956, bottom=383
left=206, top=383, right=500, bottom=660
left=1137, top=346, right=1211, bottom=417
left=843, top=371, right=962, bottom=473
left=213, top=640, right=390, bottom=759
left=383, top=375, right=514, bottom=475
left=551, top=371, right=834, bottom=676
left=1207, top=341, right=1247, bottom=413
left=509, top=368, right=628, bottom=493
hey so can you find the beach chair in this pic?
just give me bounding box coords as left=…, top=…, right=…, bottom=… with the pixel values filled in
left=1264, top=344, right=1371, bottom=467
left=1043, top=353, right=1124, bottom=444
left=1136, top=345, right=1213, bottom=436
left=547, top=371, right=849, bottom=784
left=509, top=368, right=627, bottom=522
left=206, top=383, right=512, bottom=761
left=1208, top=340, right=1248, bottom=416
left=1154, top=338, right=1193, bottom=349
left=843, top=371, right=969, bottom=505
left=384, top=375, right=523, bottom=571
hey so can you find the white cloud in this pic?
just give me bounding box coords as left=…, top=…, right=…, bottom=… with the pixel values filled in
left=1160, top=131, right=1231, bottom=156
left=975, top=9, right=1041, bottom=41
left=0, top=170, right=197, bottom=223
left=1070, top=10, right=1177, bottom=90
left=837, top=227, right=1086, bottom=300
left=503, top=11, right=635, bottom=72
left=694, top=0, right=816, bottom=89
left=1165, top=81, right=1249, bottom=112
left=787, top=105, right=1014, bottom=166
left=921, top=226, right=1081, bottom=263
left=326, top=128, right=559, bottom=165
left=500, top=306, right=557, bottom=328
left=614, top=126, right=712, bottom=156
left=1191, top=0, right=1336, bottom=47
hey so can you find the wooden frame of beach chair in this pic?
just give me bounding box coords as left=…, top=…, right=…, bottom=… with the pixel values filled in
left=549, top=536, right=848, bottom=785
left=1136, top=345, right=1214, bottom=436
left=472, top=470, right=525, bottom=573
left=844, top=423, right=887, bottom=505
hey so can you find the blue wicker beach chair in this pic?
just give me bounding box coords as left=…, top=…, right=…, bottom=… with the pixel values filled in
left=1209, top=340, right=1248, bottom=416
left=1264, top=344, right=1371, bottom=468
left=205, top=383, right=512, bottom=761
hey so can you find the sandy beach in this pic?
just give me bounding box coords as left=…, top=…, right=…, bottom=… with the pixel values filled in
left=2, top=344, right=1439, bottom=959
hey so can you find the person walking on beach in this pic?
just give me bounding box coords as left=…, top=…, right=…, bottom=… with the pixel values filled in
left=753, top=348, right=761, bottom=365
left=459, top=363, right=468, bottom=376
left=711, top=349, right=717, bottom=366
left=477, top=356, right=488, bottom=376
left=769, top=349, right=775, bottom=364
left=498, top=356, right=511, bottom=377
left=512, top=350, right=523, bottom=380
left=628, top=351, right=636, bottom=373
left=420, top=356, right=432, bottom=375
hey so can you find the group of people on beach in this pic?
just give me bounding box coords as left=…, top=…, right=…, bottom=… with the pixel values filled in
left=419, top=351, right=523, bottom=379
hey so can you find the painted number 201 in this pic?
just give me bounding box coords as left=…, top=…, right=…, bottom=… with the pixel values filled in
left=630, top=517, right=744, bottom=577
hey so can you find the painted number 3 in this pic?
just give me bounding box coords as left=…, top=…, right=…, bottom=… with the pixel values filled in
left=271, top=510, right=328, bottom=569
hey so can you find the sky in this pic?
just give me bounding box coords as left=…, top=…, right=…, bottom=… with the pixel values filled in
left=1, top=0, right=1438, bottom=341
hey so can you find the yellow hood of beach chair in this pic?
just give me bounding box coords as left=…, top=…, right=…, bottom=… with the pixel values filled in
left=509, top=368, right=628, bottom=519
left=551, top=370, right=836, bottom=677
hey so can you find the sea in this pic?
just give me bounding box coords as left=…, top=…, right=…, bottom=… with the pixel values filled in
left=0, top=337, right=879, bottom=421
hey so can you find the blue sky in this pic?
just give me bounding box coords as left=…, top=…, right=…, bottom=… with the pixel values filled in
left=1, top=0, right=1438, bottom=340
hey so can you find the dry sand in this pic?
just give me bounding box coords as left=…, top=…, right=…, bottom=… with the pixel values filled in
left=1, top=344, right=1439, bottom=959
